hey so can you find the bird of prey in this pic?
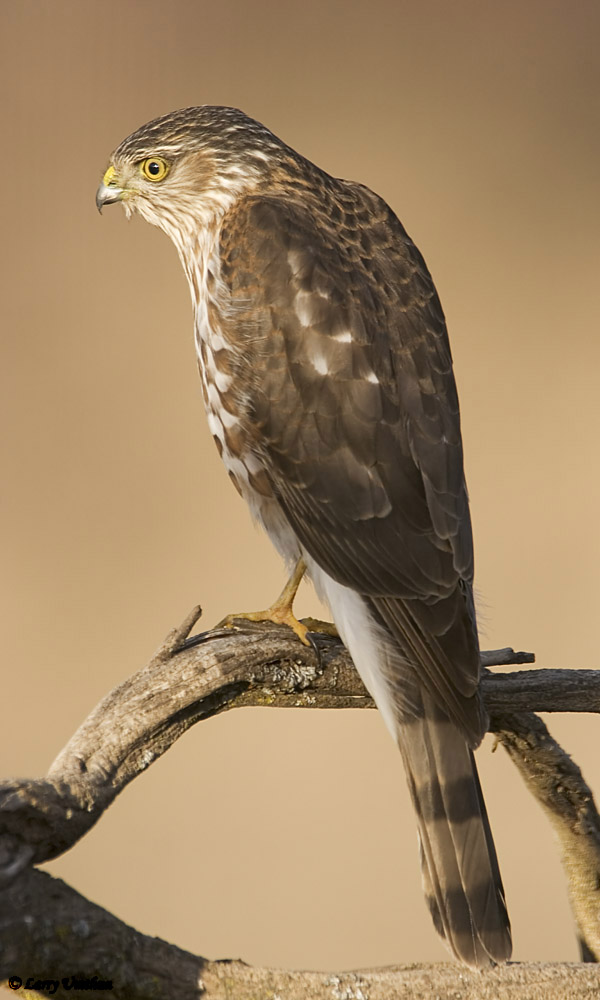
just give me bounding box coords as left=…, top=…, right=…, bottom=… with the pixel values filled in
left=97, top=106, right=511, bottom=966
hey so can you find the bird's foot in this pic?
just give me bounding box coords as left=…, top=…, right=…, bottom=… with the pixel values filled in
left=297, top=616, right=339, bottom=639
left=217, top=558, right=312, bottom=646
left=218, top=606, right=312, bottom=645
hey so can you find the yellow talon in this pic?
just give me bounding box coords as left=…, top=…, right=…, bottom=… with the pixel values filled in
left=217, top=558, right=340, bottom=645
left=218, top=558, right=312, bottom=645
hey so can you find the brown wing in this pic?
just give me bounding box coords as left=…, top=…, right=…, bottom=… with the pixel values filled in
left=219, top=185, right=483, bottom=743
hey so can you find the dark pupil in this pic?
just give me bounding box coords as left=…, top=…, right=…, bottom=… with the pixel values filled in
left=148, top=161, right=161, bottom=175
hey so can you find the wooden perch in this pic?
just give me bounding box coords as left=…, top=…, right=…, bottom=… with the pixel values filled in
left=494, top=711, right=600, bottom=962
left=1, top=868, right=600, bottom=1000
left=1, top=607, right=600, bottom=998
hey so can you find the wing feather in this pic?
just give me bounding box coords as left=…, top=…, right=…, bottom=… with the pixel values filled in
left=219, top=187, right=481, bottom=738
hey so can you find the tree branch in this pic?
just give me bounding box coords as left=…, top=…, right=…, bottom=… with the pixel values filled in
left=2, top=868, right=600, bottom=1000
left=493, top=711, right=600, bottom=962
left=1, top=608, right=600, bottom=995
left=0, top=608, right=596, bottom=877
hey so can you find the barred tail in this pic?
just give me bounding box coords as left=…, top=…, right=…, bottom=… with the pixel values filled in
left=305, top=568, right=512, bottom=966
left=396, top=693, right=511, bottom=966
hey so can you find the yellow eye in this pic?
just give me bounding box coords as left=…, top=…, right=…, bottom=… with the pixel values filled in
left=140, top=157, right=169, bottom=182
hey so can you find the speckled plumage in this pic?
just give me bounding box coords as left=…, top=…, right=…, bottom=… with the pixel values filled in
left=98, top=106, right=511, bottom=966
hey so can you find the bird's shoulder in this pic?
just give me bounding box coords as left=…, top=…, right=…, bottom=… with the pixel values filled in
left=218, top=179, right=452, bottom=375
left=219, top=177, right=429, bottom=282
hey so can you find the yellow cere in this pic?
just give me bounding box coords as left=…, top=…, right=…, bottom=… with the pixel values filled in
left=102, top=165, right=118, bottom=187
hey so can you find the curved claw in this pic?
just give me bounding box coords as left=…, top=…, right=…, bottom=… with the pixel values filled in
left=175, top=627, right=234, bottom=653
left=305, top=630, right=323, bottom=669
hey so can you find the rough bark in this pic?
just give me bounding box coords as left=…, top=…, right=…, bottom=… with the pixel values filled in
left=2, top=869, right=600, bottom=999
left=494, top=712, right=600, bottom=962
left=1, top=609, right=599, bottom=997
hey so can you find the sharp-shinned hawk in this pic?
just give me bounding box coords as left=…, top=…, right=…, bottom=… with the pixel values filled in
left=96, top=106, right=511, bottom=966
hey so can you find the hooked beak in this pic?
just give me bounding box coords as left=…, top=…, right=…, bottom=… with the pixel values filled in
left=96, top=165, right=124, bottom=213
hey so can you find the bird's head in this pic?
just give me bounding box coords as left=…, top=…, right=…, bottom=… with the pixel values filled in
left=96, top=106, right=290, bottom=238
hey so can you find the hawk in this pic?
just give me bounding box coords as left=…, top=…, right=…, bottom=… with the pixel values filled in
left=97, top=107, right=511, bottom=966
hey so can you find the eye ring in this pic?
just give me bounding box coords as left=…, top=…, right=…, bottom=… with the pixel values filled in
left=140, top=157, right=169, bottom=182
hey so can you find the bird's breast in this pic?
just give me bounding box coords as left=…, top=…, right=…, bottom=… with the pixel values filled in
left=184, top=231, right=298, bottom=562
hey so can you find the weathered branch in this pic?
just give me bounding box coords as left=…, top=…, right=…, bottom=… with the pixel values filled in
left=0, top=608, right=597, bottom=881
left=494, top=711, right=600, bottom=962
left=1, top=868, right=206, bottom=999
left=2, top=868, right=600, bottom=999
left=0, top=609, right=539, bottom=877
left=1, top=608, right=600, bottom=996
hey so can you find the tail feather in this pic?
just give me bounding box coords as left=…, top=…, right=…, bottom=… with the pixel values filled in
left=397, top=693, right=511, bottom=966
left=305, top=567, right=511, bottom=967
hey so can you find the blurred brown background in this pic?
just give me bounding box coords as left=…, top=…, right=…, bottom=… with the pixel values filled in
left=2, top=0, right=599, bottom=971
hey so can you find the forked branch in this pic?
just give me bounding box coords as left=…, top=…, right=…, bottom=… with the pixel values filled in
left=1, top=607, right=599, bottom=997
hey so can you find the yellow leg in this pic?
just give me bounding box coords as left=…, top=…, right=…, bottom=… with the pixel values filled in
left=218, top=558, right=312, bottom=645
